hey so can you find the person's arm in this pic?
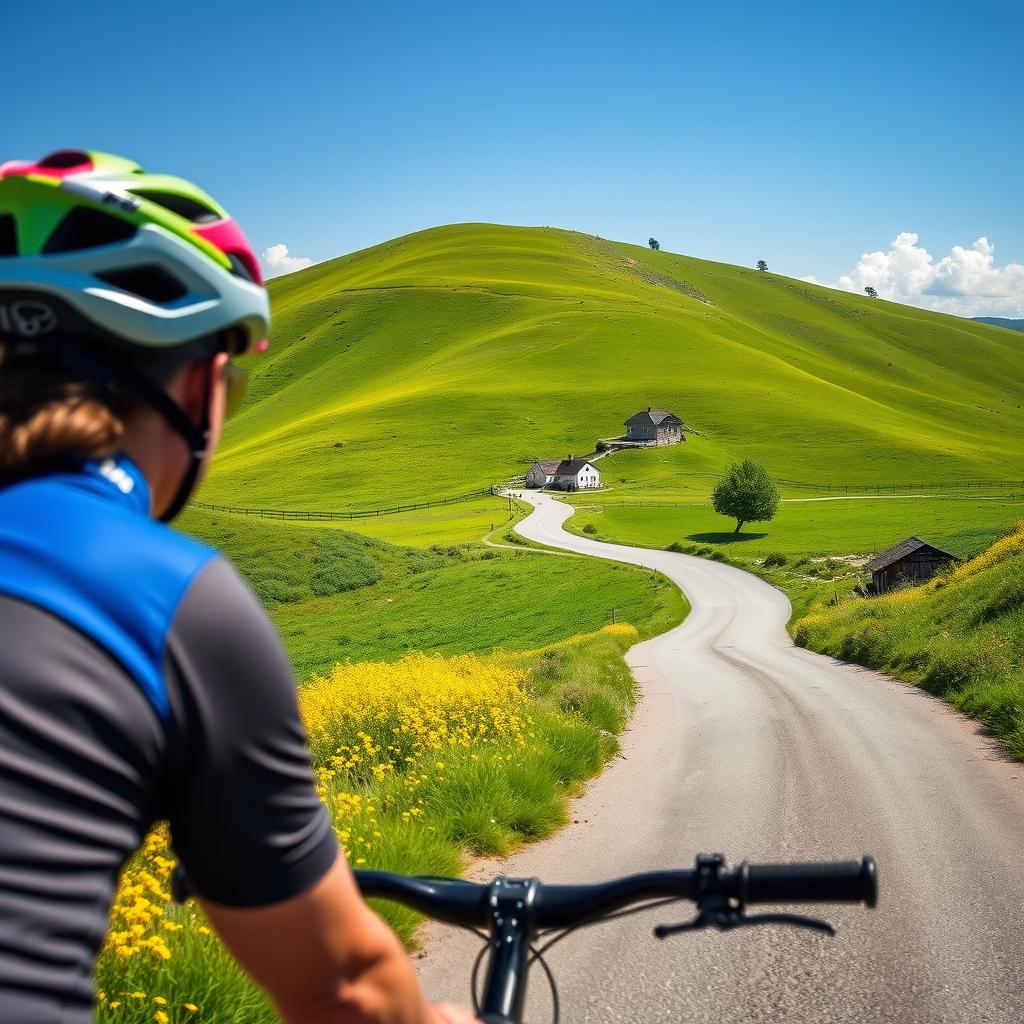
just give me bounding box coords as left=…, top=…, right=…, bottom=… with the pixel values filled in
left=202, top=857, right=474, bottom=1024
left=164, top=558, right=476, bottom=1024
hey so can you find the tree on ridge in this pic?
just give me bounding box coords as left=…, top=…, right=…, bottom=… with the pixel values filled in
left=756, top=260, right=768, bottom=272
left=648, top=237, right=660, bottom=250
left=865, top=286, right=879, bottom=298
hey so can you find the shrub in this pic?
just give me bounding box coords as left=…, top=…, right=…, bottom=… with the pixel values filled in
left=582, top=523, right=598, bottom=535
left=763, top=552, right=787, bottom=568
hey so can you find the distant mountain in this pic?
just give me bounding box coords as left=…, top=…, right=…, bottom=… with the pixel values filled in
left=971, top=317, right=1024, bottom=333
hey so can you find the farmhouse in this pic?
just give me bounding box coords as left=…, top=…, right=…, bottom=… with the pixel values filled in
left=865, top=536, right=959, bottom=594
left=624, top=408, right=683, bottom=445
left=525, top=460, right=561, bottom=488
left=548, top=459, right=601, bottom=492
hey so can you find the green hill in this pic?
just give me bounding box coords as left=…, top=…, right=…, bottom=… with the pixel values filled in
left=794, top=526, right=1024, bottom=759
left=200, top=224, right=1024, bottom=511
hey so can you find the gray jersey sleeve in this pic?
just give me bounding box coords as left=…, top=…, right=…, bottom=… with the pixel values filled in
left=163, top=558, right=338, bottom=907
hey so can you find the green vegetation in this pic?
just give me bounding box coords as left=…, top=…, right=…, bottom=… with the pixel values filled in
left=793, top=527, right=1024, bottom=760
left=199, top=223, right=1024, bottom=515
left=95, top=626, right=645, bottom=1022
left=567, top=495, right=1021, bottom=561
left=711, top=458, right=779, bottom=533
left=180, top=508, right=684, bottom=680
left=569, top=495, right=1023, bottom=620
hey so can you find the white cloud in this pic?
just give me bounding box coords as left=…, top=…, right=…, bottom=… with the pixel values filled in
left=822, top=233, right=1024, bottom=318
left=261, top=243, right=313, bottom=278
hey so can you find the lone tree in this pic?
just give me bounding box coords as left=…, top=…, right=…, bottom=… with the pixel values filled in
left=648, top=237, right=660, bottom=250
left=711, top=459, right=780, bottom=534
left=864, top=285, right=879, bottom=298
left=756, top=259, right=768, bottom=272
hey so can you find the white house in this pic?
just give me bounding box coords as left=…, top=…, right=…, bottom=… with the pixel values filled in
left=525, top=460, right=561, bottom=488
left=549, top=459, right=601, bottom=491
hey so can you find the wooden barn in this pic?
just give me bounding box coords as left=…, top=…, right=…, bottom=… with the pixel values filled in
left=865, top=537, right=959, bottom=594
left=624, top=408, right=683, bottom=445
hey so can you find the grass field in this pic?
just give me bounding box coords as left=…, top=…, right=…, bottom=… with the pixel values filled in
left=567, top=494, right=1024, bottom=561
left=179, top=508, right=684, bottom=680
left=794, top=526, right=1024, bottom=761
left=196, top=223, right=1024, bottom=513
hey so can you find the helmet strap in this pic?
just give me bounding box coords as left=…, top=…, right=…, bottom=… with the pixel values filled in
left=43, top=342, right=213, bottom=522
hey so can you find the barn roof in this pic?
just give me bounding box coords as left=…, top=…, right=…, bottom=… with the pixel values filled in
left=865, top=536, right=959, bottom=573
left=553, top=459, right=597, bottom=476
left=530, top=460, right=561, bottom=473
left=625, top=408, right=681, bottom=427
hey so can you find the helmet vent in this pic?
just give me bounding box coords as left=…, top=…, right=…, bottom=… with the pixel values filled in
left=130, top=189, right=220, bottom=224
left=39, top=150, right=91, bottom=169
left=0, top=214, right=17, bottom=256
left=226, top=251, right=256, bottom=283
left=43, top=207, right=137, bottom=254
left=95, top=265, right=189, bottom=305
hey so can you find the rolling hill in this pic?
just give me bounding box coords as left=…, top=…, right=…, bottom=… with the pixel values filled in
left=971, top=317, right=1024, bottom=333
left=199, top=224, right=1024, bottom=510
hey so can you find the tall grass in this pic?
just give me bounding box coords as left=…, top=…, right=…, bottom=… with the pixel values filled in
left=94, top=624, right=641, bottom=1022
left=794, top=525, right=1024, bottom=759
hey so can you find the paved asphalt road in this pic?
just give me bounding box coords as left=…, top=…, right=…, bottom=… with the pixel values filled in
left=417, top=491, right=1024, bottom=1023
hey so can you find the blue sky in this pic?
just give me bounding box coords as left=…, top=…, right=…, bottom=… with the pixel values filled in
left=5, top=1, right=1022, bottom=314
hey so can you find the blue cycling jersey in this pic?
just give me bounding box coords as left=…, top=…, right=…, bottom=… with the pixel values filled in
left=0, top=455, right=216, bottom=720
left=0, top=455, right=337, bottom=1022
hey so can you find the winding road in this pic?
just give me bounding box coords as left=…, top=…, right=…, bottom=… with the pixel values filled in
left=417, top=491, right=1024, bottom=1023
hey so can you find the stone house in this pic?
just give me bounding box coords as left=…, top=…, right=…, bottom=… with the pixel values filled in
left=525, top=460, right=562, bottom=488
left=624, top=408, right=684, bottom=444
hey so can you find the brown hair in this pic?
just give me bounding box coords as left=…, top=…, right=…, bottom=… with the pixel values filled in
left=0, top=347, right=131, bottom=477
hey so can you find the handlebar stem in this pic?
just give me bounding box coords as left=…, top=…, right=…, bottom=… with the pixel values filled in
left=479, top=877, right=540, bottom=1022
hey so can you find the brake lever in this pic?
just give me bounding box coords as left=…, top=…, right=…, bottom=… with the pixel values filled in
left=654, top=909, right=836, bottom=938
left=653, top=853, right=836, bottom=939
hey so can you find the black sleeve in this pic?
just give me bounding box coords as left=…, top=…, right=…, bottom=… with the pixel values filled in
left=163, top=557, right=338, bottom=907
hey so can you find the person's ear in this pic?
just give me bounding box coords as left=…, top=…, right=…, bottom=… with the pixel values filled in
left=180, top=353, right=229, bottom=421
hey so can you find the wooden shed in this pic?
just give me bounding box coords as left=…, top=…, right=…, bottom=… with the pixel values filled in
left=864, top=536, right=959, bottom=594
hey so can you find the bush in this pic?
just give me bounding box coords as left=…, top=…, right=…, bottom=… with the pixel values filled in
left=763, top=552, right=787, bottom=568
left=582, top=523, right=599, bottom=535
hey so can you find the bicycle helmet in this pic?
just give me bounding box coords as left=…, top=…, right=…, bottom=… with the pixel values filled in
left=0, top=150, right=271, bottom=520
left=0, top=149, right=269, bottom=352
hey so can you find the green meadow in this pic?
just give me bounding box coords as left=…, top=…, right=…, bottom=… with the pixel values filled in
left=567, top=493, right=1023, bottom=561
left=179, top=508, right=684, bottom=681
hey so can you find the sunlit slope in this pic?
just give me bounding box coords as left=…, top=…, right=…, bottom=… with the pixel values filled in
left=202, top=224, right=1024, bottom=508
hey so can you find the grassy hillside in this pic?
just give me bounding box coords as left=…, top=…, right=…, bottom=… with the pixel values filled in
left=794, top=526, right=1024, bottom=760
left=179, top=509, right=684, bottom=680
left=200, top=224, right=1024, bottom=513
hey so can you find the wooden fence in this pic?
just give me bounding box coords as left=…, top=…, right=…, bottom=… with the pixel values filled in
left=189, top=486, right=503, bottom=522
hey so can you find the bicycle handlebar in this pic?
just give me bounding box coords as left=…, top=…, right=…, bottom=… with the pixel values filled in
left=355, top=856, right=877, bottom=1024
left=356, top=857, right=876, bottom=929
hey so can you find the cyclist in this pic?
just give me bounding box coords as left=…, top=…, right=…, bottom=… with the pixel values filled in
left=0, top=150, right=476, bottom=1024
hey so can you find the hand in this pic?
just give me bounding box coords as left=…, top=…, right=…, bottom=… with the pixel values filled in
left=430, top=1002, right=481, bottom=1024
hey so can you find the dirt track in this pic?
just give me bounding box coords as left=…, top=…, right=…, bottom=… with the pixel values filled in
left=417, top=491, right=1024, bottom=1023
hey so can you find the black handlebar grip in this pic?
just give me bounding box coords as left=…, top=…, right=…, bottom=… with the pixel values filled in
left=737, top=857, right=877, bottom=907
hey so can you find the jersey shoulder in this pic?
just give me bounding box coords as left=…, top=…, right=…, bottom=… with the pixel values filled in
left=0, top=472, right=218, bottom=720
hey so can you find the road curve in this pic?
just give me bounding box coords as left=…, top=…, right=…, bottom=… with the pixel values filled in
left=417, top=491, right=1024, bottom=1023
